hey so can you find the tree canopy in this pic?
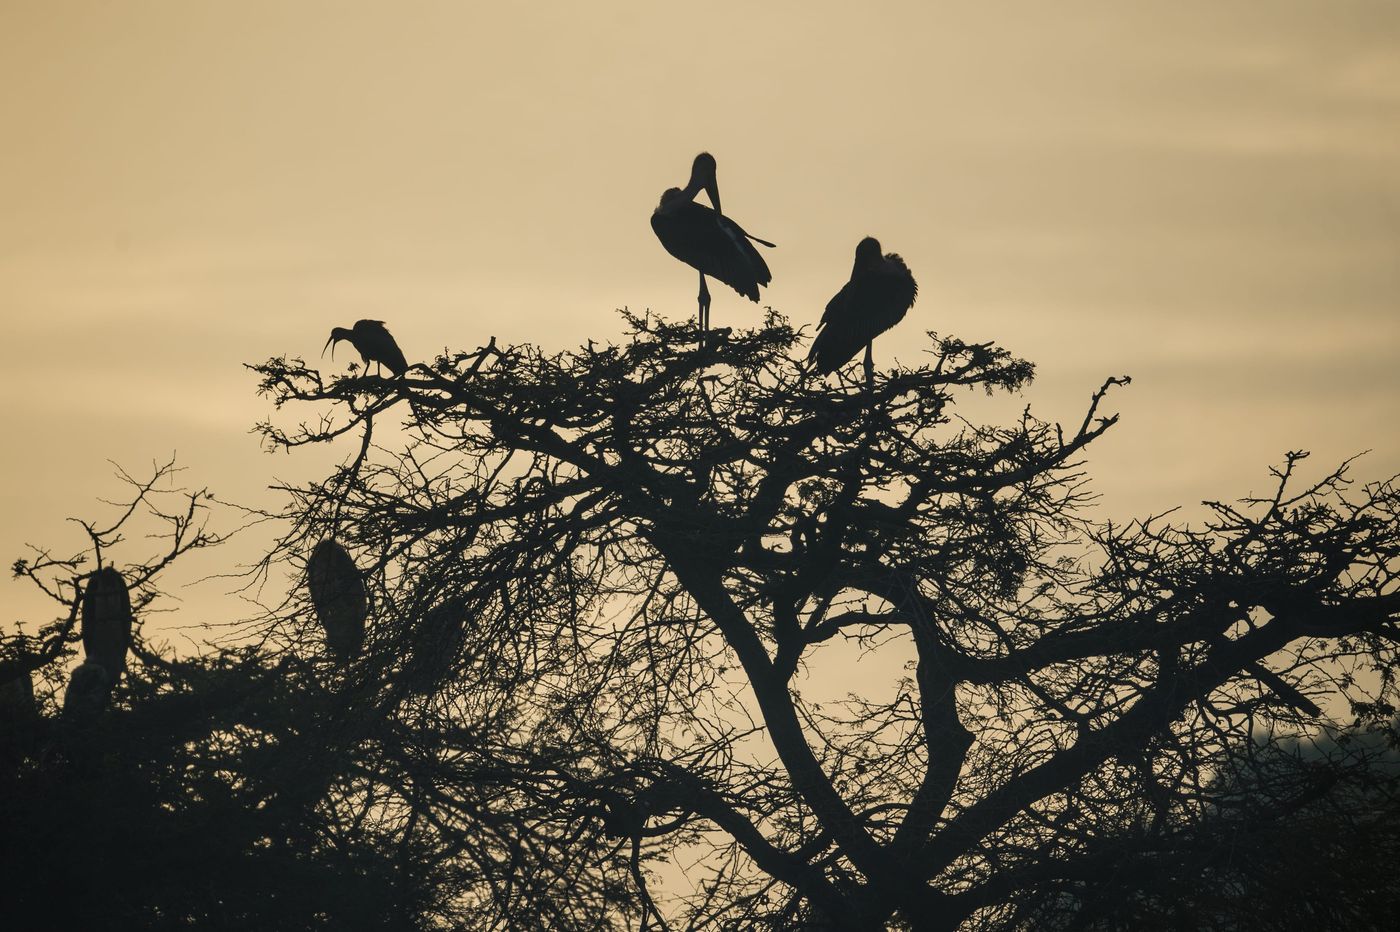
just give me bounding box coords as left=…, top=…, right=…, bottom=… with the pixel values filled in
left=4, top=314, right=1399, bottom=930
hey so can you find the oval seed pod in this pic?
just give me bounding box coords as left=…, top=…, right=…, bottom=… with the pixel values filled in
left=81, top=567, right=133, bottom=674
left=62, top=661, right=113, bottom=719
left=307, top=540, right=367, bottom=661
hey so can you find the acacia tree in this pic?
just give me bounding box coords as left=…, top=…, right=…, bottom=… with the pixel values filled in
left=248, top=311, right=1400, bottom=929
left=5, top=313, right=1399, bottom=930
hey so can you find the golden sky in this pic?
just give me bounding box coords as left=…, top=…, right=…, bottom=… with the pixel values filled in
left=2, top=1, right=1398, bottom=631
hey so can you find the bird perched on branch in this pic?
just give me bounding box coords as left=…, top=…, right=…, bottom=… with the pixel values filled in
left=651, top=152, right=774, bottom=334
left=323, top=320, right=409, bottom=377
left=307, top=539, right=368, bottom=662
left=807, top=237, right=918, bottom=384
left=81, top=567, right=132, bottom=675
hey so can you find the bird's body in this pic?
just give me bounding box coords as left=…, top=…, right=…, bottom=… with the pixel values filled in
left=807, top=237, right=918, bottom=379
left=81, top=567, right=132, bottom=675
left=651, top=194, right=772, bottom=303
left=324, top=320, right=409, bottom=377
left=307, top=539, right=367, bottom=662
left=651, top=152, right=774, bottom=333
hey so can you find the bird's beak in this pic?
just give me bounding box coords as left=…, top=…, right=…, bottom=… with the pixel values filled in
left=705, top=178, right=722, bottom=216
left=322, top=335, right=338, bottom=359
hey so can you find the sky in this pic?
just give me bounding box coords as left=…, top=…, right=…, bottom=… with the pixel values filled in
left=2, top=0, right=1398, bottom=634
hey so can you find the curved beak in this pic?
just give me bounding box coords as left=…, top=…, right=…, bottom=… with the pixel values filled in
left=322, top=334, right=338, bottom=359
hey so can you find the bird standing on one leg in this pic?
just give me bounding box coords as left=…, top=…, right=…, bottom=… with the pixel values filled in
left=651, top=152, right=775, bottom=335
left=807, top=237, right=918, bottom=386
left=323, top=320, right=410, bottom=377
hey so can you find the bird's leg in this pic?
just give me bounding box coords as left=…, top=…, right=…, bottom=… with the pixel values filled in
left=697, top=271, right=711, bottom=338
left=863, top=342, right=880, bottom=445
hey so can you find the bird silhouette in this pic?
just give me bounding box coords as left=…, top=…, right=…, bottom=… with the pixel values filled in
left=807, top=237, right=918, bottom=384
left=651, top=152, right=774, bottom=334
left=306, top=539, right=367, bottom=662
left=81, top=567, right=132, bottom=675
left=323, top=320, right=409, bottom=377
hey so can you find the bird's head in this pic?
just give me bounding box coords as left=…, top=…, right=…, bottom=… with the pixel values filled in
left=657, top=187, right=688, bottom=210
left=854, top=236, right=884, bottom=269
left=323, top=327, right=354, bottom=359
left=685, top=151, right=721, bottom=215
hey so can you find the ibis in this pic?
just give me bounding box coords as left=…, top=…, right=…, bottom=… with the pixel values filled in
left=324, top=320, right=409, bottom=377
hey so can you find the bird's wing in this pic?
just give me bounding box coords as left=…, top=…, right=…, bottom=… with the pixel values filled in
left=807, top=281, right=862, bottom=374
left=381, top=340, right=410, bottom=375
left=817, top=279, right=856, bottom=329
left=882, top=254, right=918, bottom=303
left=716, top=214, right=774, bottom=287
left=807, top=261, right=918, bottom=376
left=653, top=202, right=771, bottom=301
left=866, top=254, right=918, bottom=337
left=372, top=329, right=409, bottom=375
left=356, top=321, right=410, bottom=375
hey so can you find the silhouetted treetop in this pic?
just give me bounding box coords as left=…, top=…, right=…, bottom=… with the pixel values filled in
left=6, top=315, right=1398, bottom=930
left=241, top=313, right=1400, bottom=928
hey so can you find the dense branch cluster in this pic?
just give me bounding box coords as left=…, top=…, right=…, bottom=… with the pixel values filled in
left=4, top=314, right=1399, bottom=930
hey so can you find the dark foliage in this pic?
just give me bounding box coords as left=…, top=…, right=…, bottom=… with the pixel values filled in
left=4, top=314, right=1399, bottom=930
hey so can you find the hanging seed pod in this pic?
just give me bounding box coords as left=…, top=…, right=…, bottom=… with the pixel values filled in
left=307, top=539, right=367, bottom=661
left=81, top=567, right=133, bottom=674
left=62, top=661, right=113, bottom=719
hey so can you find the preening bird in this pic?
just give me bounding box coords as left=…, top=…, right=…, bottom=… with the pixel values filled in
left=807, top=237, right=918, bottom=383
left=651, top=152, right=775, bottom=334
left=323, top=320, right=409, bottom=377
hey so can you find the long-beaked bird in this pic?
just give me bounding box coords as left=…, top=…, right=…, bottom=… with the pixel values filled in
left=807, top=237, right=918, bottom=384
left=324, top=320, right=410, bottom=377
left=651, top=152, right=774, bottom=334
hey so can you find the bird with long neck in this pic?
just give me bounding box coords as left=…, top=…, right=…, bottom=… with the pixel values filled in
left=808, top=236, right=918, bottom=387
left=323, top=320, right=410, bottom=377
left=651, top=152, right=774, bottom=336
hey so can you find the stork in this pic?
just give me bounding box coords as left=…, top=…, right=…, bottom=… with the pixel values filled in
left=651, top=152, right=775, bottom=334
left=807, top=237, right=918, bottom=385
left=323, top=320, right=409, bottom=377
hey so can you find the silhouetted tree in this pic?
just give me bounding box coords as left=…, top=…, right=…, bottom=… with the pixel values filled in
left=985, top=716, right=1400, bottom=931
left=5, top=314, right=1399, bottom=930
